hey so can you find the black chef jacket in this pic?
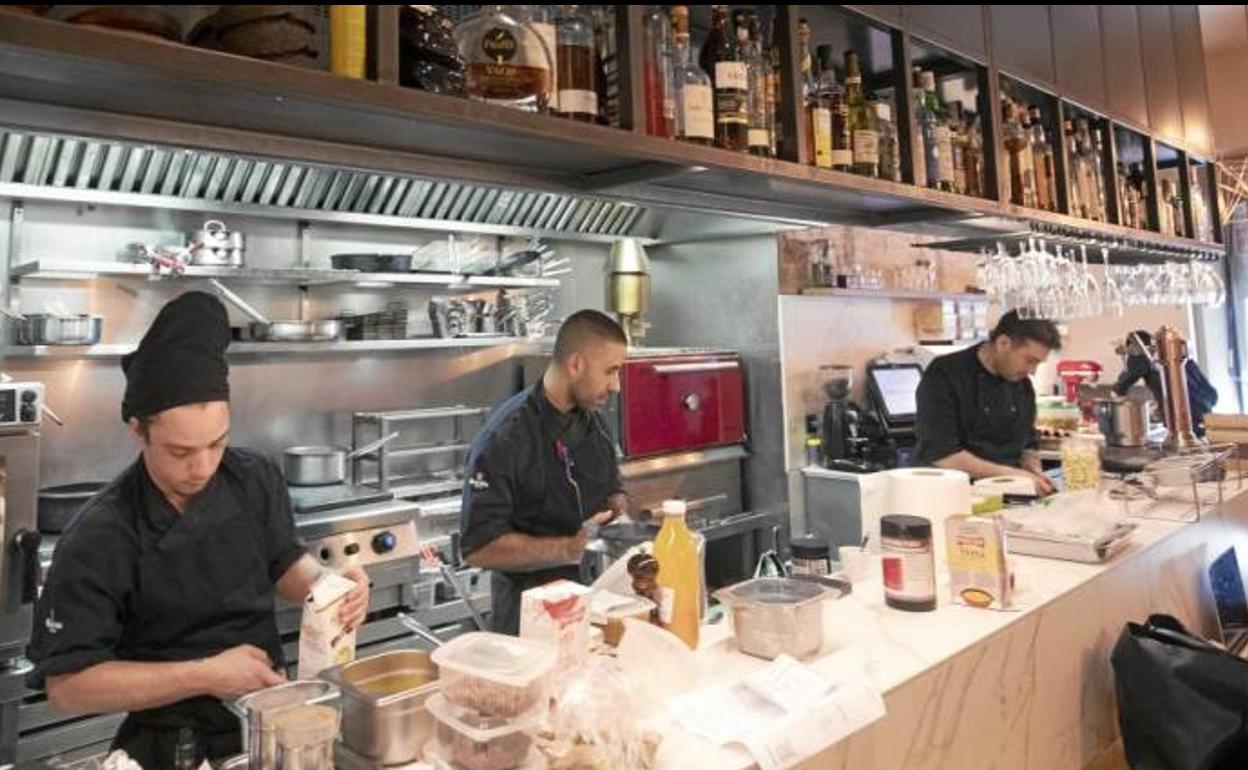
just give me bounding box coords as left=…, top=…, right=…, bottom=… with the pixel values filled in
left=914, top=344, right=1039, bottom=468
left=27, top=447, right=306, bottom=769
left=460, top=382, right=623, bottom=635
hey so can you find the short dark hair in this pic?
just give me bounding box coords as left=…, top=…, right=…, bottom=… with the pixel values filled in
left=552, top=310, right=627, bottom=362
left=989, top=310, right=1063, bottom=351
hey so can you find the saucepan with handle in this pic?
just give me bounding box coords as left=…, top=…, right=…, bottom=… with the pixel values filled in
left=208, top=279, right=343, bottom=343
left=283, top=432, right=400, bottom=487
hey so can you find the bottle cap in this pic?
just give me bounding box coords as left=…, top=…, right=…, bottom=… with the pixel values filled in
left=661, top=499, right=687, bottom=517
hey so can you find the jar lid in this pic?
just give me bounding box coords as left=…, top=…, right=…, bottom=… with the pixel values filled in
left=881, top=514, right=932, bottom=538
left=790, top=535, right=830, bottom=560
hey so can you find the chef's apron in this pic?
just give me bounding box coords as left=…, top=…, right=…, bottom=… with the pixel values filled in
left=111, top=476, right=288, bottom=769
left=489, top=410, right=619, bottom=635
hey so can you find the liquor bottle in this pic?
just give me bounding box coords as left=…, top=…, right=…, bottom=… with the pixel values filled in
left=642, top=6, right=675, bottom=138
left=1026, top=107, right=1053, bottom=211
left=705, top=6, right=749, bottom=151
left=966, top=112, right=985, bottom=198
left=553, top=5, right=597, bottom=122
left=1129, top=163, right=1149, bottom=229
left=744, top=11, right=772, bottom=157
left=1003, top=101, right=1036, bottom=207
left=797, top=18, right=814, bottom=162
left=808, top=46, right=832, bottom=168
left=1064, top=121, right=1085, bottom=217
left=912, top=66, right=928, bottom=188
left=765, top=14, right=781, bottom=158
left=919, top=71, right=948, bottom=190
left=671, top=6, right=713, bottom=146
left=590, top=6, right=619, bottom=126
left=330, top=5, right=367, bottom=79
left=456, top=5, right=554, bottom=113
left=1082, top=120, right=1108, bottom=222
left=950, top=101, right=968, bottom=194
left=874, top=99, right=900, bottom=182
left=844, top=51, right=878, bottom=178
left=818, top=46, right=852, bottom=173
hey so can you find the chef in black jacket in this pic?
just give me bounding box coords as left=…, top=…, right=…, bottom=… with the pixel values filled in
left=460, top=310, right=629, bottom=635
left=26, top=292, right=370, bottom=769
left=914, top=310, right=1062, bottom=495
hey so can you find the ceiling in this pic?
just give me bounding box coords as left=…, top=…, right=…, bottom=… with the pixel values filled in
left=1201, top=5, right=1248, bottom=158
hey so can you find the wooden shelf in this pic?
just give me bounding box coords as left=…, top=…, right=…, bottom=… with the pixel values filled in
left=0, top=12, right=1225, bottom=257
left=4, top=337, right=535, bottom=359
left=798, top=288, right=990, bottom=301
left=11, top=261, right=560, bottom=290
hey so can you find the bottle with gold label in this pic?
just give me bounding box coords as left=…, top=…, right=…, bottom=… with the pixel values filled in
left=671, top=6, right=714, bottom=146
left=455, top=5, right=553, bottom=113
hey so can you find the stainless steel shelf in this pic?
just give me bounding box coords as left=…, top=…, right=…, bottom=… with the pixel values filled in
left=798, top=287, right=990, bottom=301
left=378, top=442, right=474, bottom=461
left=4, top=337, right=535, bottom=358
left=11, top=260, right=561, bottom=290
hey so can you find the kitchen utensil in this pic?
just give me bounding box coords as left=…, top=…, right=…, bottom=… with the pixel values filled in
left=330, top=253, right=414, bottom=273
left=209, top=279, right=343, bottom=343
left=38, top=481, right=107, bottom=534
left=421, top=544, right=486, bottom=631
left=477, top=244, right=553, bottom=277
left=283, top=431, right=400, bottom=487
left=230, top=680, right=340, bottom=770
left=187, top=220, right=246, bottom=267
left=715, top=577, right=841, bottom=660
left=1093, top=396, right=1150, bottom=448
left=0, top=309, right=104, bottom=346
left=320, top=650, right=440, bottom=766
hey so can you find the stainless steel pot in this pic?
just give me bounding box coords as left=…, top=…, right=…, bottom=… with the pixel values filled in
left=1093, top=397, right=1149, bottom=448
left=284, top=432, right=399, bottom=486
left=320, top=650, right=440, bottom=765
left=230, top=680, right=340, bottom=770
left=4, top=311, right=103, bottom=346
left=189, top=220, right=246, bottom=267
left=715, top=577, right=839, bottom=660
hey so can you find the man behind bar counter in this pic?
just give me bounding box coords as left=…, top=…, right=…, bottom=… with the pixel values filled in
left=26, top=292, right=370, bottom=768
left=914, top=310, right=1062, bottom=495
left=460, top=310, right=630, bottom=634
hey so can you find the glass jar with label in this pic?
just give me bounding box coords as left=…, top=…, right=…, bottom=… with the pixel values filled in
left=790, top=535, right=832, bottom=577
left=881, top=515, right=936, bottom=612
left=455, top=5, right=553, bottom=113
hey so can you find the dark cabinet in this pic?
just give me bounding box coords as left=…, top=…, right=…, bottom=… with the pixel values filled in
left=905, top=5, right=987, bottom=60
left=1099, top=5, right=1150, bottom=129
left=1052, top=5, right=1107, bottom=110
left=1137, top=4, right=1185, bottom=143
left=991, top=5, right=1055, bottom=86
left=1171, top=4, right=1213, bottom=155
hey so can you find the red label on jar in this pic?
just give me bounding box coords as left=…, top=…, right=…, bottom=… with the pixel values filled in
left=882, top=556, right=903, bottom=590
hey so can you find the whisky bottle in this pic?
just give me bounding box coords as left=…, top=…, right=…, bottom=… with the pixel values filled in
left=845, top=51, right=878, bottom=178
left=671, top=6, right=713, bottom=146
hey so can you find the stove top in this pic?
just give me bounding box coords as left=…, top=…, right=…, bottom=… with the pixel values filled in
left=288, top=483, right=394, bottom=515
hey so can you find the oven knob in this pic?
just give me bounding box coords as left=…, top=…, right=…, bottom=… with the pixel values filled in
left=682, top=393, right=702, bottom=412
left=19, top=405, right=36, bottom=423
left=20, top=390, right=36, bottom=404
left=319, top=547, right=332, bottom=563
left=344, top=543, right=361, bottom=557
left=372, top=531, right=397, bottom=555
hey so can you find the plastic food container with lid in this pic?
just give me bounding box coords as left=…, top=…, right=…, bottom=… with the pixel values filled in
left=425, top=694, right=543, bottom=770
left=430, top=632, right=557, bottom=717
left=714, top=577, right=842, bottom=660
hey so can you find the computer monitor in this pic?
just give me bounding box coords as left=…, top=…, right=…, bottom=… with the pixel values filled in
left=867, top=364, right=924, bottom=425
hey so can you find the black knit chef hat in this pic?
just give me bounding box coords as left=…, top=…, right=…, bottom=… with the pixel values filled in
left=121, top=291, right=231, bottom=422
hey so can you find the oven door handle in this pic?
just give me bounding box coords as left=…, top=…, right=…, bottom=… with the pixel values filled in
left=15, top=529, right=41, bottom=604
left=650, top=361, right=740, bottom=375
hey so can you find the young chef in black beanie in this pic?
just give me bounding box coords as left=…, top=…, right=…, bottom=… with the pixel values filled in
left=26, top=291, right=370, bottom=768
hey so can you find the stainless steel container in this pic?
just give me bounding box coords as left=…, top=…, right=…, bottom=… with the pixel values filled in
left=320, top=650, right=440, bottom=766
left=715, top=577, right=838, bottom=660
left=189, top=219, right=246, bottom=267
left=13, top=314, right=103, bottom=346
left=231, top=680, right=340, bottom=770
left=1093, top=397, right=1149, bottom=448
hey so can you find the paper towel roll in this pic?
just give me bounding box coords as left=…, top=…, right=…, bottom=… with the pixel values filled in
left=877, top=468, right=972, bottom=570
left=973, top=475, right=1039, bottom=497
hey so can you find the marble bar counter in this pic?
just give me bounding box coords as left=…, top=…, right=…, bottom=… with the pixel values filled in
left=653, top=489, right=1248, bottom=770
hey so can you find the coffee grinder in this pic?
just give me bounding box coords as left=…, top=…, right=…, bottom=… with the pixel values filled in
left=820, top=365, right=877, bottom=473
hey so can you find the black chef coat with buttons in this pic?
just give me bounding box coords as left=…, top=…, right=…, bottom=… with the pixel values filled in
left=460, top=382, right=623, bottom=635
left=27, top=447, right=306, bottom=767
left=914, top=344, right=1038, bottom=468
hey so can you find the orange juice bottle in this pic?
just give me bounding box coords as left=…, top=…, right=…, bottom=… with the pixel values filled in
left=653, top=499, right=701, bottom=649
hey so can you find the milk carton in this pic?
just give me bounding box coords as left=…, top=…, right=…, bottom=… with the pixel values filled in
left=297, top=572, right=358, bottom=680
